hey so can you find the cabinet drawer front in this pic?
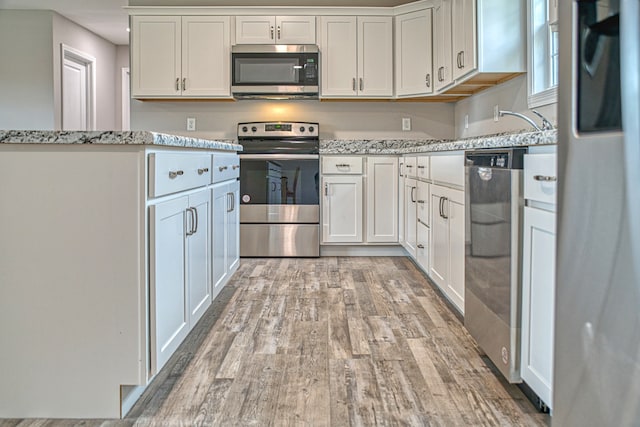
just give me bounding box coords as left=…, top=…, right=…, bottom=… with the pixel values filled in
left=402, top=156, right=417, bottom=178
left=212, top=153, right=240, bottom=183
left=431, top=153, right=464, bottom=188
left=322, top=156, right=363, bottom=174
left=416, top=156, right=430, bottom=180
left=149, top=152, right=211, bottom=198
left=524, top=154, right=557, bottom=204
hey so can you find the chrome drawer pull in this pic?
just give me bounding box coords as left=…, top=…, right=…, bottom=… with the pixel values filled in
left=197, top=167, right=209, bottom=175
left=232, top=164, right=240, bottom=170
left=417, top=244, right=425, bottom=249
left=417, top=165, right=425, bottom=169
left=219, top=166, right=228, bottom=172
left=169, top=170, right=184, bottom=179
left=336, top=163, right=351, bottom=168
left=417, top=200, right=425, bottom=204
left=533, top=175, right=557, bottom=182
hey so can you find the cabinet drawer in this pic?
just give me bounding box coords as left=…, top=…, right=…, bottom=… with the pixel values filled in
left=149, top=152, right=211, bottom=198
left=524, top=154, right=557, bottom=204
left=416, top=156, right=430, bottom=180
left=431, top=153, right=464, bottom=188
left=322, top=156, right=363, bottom=174
left=212, top=153, right=240, bottom=183
left=402, top=156, right=417, bottom=178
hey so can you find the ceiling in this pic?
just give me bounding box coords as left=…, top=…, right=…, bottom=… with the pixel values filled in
left=0, top=0, right=417, bottom=46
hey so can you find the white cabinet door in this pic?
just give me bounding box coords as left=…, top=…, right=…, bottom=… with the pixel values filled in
left=226, top=180, right=240, bottom=273
left=395, top=9, right=434, bottom=96
left=235, top=16, right=276, bottom=44
left=212, top=182, right=229, bottom=296
left=403, top=178, right=417, bottom=257
left=451, top=0, right=477, bottom=80
left=182, top=16, right=230, bottom=97
left=319, top=16, right=358, bottom=97
left=276, top=16, right=316, bottom=44
left=150, top=196, right=189, bottom=374
left=186, top=189, right=211, bottom=327
left=521, top=206, right=556, bottom=408
left=433, top=0, right=453, bottom=91
left=430, top=189, right=449, bottom=288
left=358, top=16, right=393, bottom=97
left=447, top=196, right=465, bottom=312
left=131, top=16, right=181, bottom=97
left=416, top=220, right=430, bottom=272
left=366, top=156, right=398, bottom=243
left=319, top=16, right=392, bottom=98
left=322, top=175, right=363, bottom=243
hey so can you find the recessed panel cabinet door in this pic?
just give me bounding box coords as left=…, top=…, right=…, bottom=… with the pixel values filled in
left=358, top=16, right=393, bottom=97
left=319, top=16, right=358, bottom=97
left=212, top=183, right=229, bottom=294
left=150, top=196, right=189, bottom=375
left=322, top=175, right=363, bottom=243
left=430, top=189, right=449, bottom=288
left=182, top=16, right=231, bottom=97
left=186, top=190, right=211, bottom=327
left=451, top=0, right=477, bottom=80
left=367, top=156, right=398, bottom=242
left=226, top=180, right=240, bottom=273
left=433, top=0, right=453, bottom=91
left=131, top=16, right=181, bottom=97
left=395, top=9, right=434, bottom=96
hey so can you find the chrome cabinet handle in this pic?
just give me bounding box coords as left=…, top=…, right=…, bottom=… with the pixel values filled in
left=438, top=196, right=444, bottom=218
left=441, top=197, right=449, bottom=219
left=176, top=78, right=180, bottom=91
left=417, top=165, right=425, bottom=169
left=186, top=208, right=195, bottom=236
left=169, top=170, right=184, bottom=179
left=399, top=162, right=404, bottom=177
left=227, top=193, right=233, bottom=213
left=198, top=167, right=209, bottom=175
left=426, top=74, right=431, bottom=88
left=352, top=78, right=356, bottom=92
left=271, top=182, right=277, bottom=191
left=193, top=206, right=198, bottom=234
left=277, top=26, right=281, bottom=39
left=324, top=183, right=328, bottom=196
left=533, top=175, right=557, bottom=182
left=417, top=200, right=425, bottom=204
left=270, top=26, right=274, bottom=39
left=232, top=164, right=240, bottom=170
left=359, top=78, right=364, bottom=91
left=460, top=51, right=465, bottom=68
left=417, top=244, right=425, bottom=249
left=411, top=187, right=416, bottom=203
left=182, top=78, right=186, bottom=91
left=219, top=165, right=228, bottom=172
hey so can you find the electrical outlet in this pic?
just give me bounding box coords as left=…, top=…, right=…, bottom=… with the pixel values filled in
left=464, top=114, right=469, bottom=129
left=187, top=117, right=196, bottom=131
left=402, top=117, right=411, bottom=131
left=494, top=105, right=500, bottom=122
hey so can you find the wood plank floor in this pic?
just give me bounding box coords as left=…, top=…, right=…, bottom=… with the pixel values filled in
left=3, top=257, right=550, bottom=427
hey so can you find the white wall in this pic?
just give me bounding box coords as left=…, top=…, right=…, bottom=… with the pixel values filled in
left=52, top=13, right=118, bottom=131
left=115, top=45, right=130, bottom=130
left=131, top=100, right=455, bottom=140
left=0, top=10, right=55, bottom=130
left=454, top=75, right=557, bottom=138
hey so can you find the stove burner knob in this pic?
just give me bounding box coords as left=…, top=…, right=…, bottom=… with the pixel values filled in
left=241, top=126, right=248, bottom=133
left=251, top=126, right=257, bottom=132
left=299, top=126, right=306, bottom=132
left=309, top=126, right=315, bottom=133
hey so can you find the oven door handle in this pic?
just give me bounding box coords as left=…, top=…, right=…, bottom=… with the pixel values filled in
left=239, top=154, right=319, bottom=160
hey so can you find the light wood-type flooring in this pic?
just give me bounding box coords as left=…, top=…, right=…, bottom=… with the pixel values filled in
left=3, top=257, right=550, bottom=427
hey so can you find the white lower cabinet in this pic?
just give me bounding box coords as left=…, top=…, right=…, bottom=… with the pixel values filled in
left=403, top=177, right=417, bottom=257
left=322, top=175, right=364, bottom=243
left=430, top=184, right=465, bottom=313
left=416, top=220, right=430, bottom=272
left=366, top=156, right=398, bottom=242
left=212, top=179, right=240, bottom=296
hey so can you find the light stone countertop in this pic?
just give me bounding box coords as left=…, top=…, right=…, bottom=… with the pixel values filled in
left=0, top=130, right=243, bottom=151
left=319, top=129, right=557, bottom=155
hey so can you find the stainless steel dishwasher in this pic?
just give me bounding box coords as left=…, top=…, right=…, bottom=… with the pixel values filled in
left=464, top=148, right=526, bottom=383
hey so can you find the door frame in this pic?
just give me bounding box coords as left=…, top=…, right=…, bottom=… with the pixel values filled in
left=61, top=44, right=96, bottom=131
left=121, top=67, right=130, bottom=131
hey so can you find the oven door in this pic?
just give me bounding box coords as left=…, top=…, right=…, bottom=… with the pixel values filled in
left=239, top=154, right=320, bottom=224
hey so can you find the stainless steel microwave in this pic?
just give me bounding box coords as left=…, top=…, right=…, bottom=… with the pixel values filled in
left=231, top=44, right=319, bottom=99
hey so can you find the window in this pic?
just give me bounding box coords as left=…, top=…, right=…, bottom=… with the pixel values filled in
left=528, top=0, right=558, bottom=107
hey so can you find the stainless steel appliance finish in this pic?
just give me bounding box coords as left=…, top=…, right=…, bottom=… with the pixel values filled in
left=464, top=148, right=526, bottom=383
left=554, top=0, right=640, bottom=425
left=239, top=121, right=320, bottom=257
left=231, top=45, right=319, bottom=99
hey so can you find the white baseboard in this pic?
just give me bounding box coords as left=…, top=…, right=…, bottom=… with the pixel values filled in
left=320, top=245, right=406, bottom=257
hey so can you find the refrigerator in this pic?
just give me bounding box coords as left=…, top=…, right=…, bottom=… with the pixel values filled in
left=555, top=0, right=640, bottom=425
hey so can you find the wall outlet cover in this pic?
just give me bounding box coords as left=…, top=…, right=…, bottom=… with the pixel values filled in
left=187, top=117, right=196, bottom=131
left=402, top=117, right=411, bottom=131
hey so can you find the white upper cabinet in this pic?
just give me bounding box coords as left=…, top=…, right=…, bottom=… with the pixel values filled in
left=319, top=16, right=393, bottom=98
left=235, top=16, right=316, bottom=44
left=395, top=9, right=434, bottom=96
left=451, top=0, right=477, bottom=80
left=131, top=15, right=231, bottom=98
left=433, top=0, right=453, bottom=91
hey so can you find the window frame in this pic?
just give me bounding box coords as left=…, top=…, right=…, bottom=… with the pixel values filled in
left=527, top=0, right=558, bottom=108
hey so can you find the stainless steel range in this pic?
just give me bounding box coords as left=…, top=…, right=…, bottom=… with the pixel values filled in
left=238, top=121, right=320, bottom=257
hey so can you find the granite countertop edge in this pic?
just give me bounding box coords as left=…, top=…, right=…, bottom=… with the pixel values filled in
left=0, top=130, right=242, bottom=151
left=319, top=129, right=557, bottom=155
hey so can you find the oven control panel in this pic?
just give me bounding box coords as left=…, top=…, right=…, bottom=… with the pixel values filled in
left=238, top=122, right=319, bottom=138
